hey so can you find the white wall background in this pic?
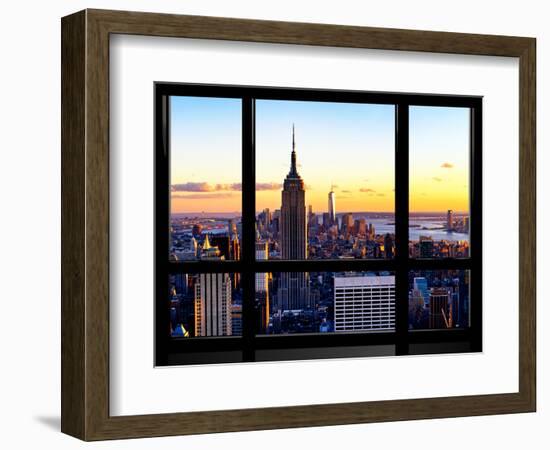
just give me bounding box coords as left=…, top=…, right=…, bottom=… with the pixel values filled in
left=0, top=1, right=546, bottom=448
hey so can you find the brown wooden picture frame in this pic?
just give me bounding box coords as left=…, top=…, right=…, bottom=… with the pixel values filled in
left=61, top=9, right=536, bottom=441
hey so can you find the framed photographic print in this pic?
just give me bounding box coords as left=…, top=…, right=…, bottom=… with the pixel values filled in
left=61, top=9, right=536, bottom=440
left=154, top=83, right=481, bottom=366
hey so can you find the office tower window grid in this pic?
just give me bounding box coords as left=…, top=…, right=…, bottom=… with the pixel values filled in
left=155, top=83, right=482, bottom=366
left=334, top=275, right=396, bottom=332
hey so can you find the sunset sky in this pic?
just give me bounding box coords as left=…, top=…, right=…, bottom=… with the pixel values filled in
left=170, top=96, right=469, bottom=215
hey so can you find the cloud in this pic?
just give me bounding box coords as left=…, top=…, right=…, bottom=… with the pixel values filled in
left=432, top=177, right=443, bottom=182
left=441, top=162, right=454, bottom=168
left=256, top=182, right=282, bottom=191
left=171, top=193, right=235, bottom=200
left=360, top=188, right=376, bottom=193
left=171, top=182, right=280, bottom=192
left=171, top=182, right=216, bottom=192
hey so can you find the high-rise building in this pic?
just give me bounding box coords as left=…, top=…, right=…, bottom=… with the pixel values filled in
left=341, top=213, right=354, bottom=237
left=413, top=277, right=430, bottom=306
left=462, top=216, right=470, bottom=232
left=231, top=303, right=242, bottom=335
left=255, top=241, right=269, bottom=292
left=409, top=289, right=426, bottom=328
left=429, top=287, right=451, bottom=329
left=450, top=287, right=460, bottom=328
left=192, top=223, right=203, bottom=238
left=384, top=233, right=395, bottom=258
left=276, top=126, right=310, bottom=310
left=419, top=236, right=434, bottom=258
left=322, top=212, right=331, bottom=230
left=210, top=235, right=231, bottom=260
left=447, top=209, right=454, bottom=232
left=194, top=272, right=233, bottom=336
left=280, top=126, right=307, bottom=260
left=230, top=235, right=240, bottom=261
left=173, top=273, right=188, bottom=295
left=307, top=205, right=318, bottom=236
left=334, top=274, right=395, bottom=331
left=228, top=219, right=238, bottom=235
left=328, top=186, right=336, bottom=226
left=194, top=238, right=233, bottom=336
left=255, top=255, right=271, bottom=335
left=367, top=223, right=375, bottom=241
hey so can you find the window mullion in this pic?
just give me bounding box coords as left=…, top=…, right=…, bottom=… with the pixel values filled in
left=395, top=103, right=410, bottom=355
left=470, top=103, right=483, bottom=351
left=155, top=92, right=171, bottom=365
left=241, top=97, right=256, bottom=361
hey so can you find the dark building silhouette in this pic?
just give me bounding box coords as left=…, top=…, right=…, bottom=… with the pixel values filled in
left=384, top=233, right=395, bottom=258
left=276, top=126, right=311, bottom=311
left=192, top=223, right=203, bottom=238
left=429, top=288, right=451, bottom=329
left=420, top=237, right=434, bottom=258
left=280, top=126, right=307, bottom=260
left=210, top=235, right=231, bottom=260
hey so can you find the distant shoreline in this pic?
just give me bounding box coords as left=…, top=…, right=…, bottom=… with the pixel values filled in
left=171, top=211, right=469, bottom=217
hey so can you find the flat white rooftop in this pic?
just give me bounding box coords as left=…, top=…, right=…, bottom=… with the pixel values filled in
left=334, top=275, right=395, bottom=287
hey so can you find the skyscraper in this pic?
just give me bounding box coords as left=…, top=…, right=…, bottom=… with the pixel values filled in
left=429, top=287, right=451, bottom=329
left=419, top=236, right=434, bottom=258
left=255, top=241, right=270, bottom=332
left=328, top=185, right=336, bottom=226
left=255, top=241, right=269, bottom=292
left=447, top=209, right=454, bottom=232
left=280, top=125, right=307, bottom=260
left=409, top=288, right=425, bottom=328
left=334, top=274, right=396, bottom=331
left=341, top=213, right=354, bottom=237
left=384, top=233, right=395, bottom=258
left=413, top=277, right=430, bottom=306
left=276, top=125, right=311, bottom=310
left=194, top=273, right=233, bottom=336
left=194, top=238, right=233, bottom=336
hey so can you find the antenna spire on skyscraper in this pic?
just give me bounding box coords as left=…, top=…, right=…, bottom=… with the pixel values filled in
left=289, top=123, right=298, bottom=176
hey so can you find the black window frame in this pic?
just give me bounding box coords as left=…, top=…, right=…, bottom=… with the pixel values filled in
left=154, top=82, right=482, bottom=366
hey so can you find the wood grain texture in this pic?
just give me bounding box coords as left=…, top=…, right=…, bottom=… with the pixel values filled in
left=61, top=10, right=86, bottom=440
left=60, top=9, right=537, bottom=441
left=518, top=39, right=536, bottom=410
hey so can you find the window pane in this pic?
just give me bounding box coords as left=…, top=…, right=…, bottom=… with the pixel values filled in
left=256, top=271, right=395, bottom=334
left=169, top=273, right=242, bottom=337
left=255, top=100, right=395, bottom=260
left=409, top=106, right=470, bottom=258
left=408, top=270, right=470, bottom=330
left=169, top=96, right=242, bottom=261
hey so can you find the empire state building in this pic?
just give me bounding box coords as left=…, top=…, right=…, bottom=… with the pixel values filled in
left=280, top=125, right=307, bottom=260
left=276, top=125, right=311, bottom=311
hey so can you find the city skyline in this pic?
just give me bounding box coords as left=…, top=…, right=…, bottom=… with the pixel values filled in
left=170, top=96, right=470, bottom=214
left=168, top=101, right=471, bottom=338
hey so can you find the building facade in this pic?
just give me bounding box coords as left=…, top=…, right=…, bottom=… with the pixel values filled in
left=328, top=187, right=336, bottom=227
left=276, top=126, right=311, bottom=311
left=194, top=272, right=233, bottom=336
left=333, top=274, right=396, bottom=332
left=429, top=287, right=451, bottom=329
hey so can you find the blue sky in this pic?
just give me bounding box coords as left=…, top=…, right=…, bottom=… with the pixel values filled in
left=170, top=95, right=470, bottom=214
